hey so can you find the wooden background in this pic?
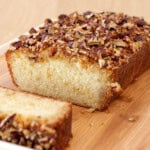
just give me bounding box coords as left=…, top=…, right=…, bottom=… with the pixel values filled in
left=0, top=0, right=150, bottom=45
left=0, top=0, right=150, bottom=150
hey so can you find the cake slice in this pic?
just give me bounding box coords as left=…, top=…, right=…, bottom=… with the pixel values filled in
left=0, top=86, right=72, bottom=150
left=6, top=11, right=150, bottom=110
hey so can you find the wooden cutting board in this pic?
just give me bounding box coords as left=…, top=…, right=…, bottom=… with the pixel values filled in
left=0, top=1, right=150, bottom=149
left=0, top=54, right=150, bottom=150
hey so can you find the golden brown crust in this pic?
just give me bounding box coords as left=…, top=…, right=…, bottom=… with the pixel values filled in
left=113, top=42, right=150, bottom=88
left=100, top=41, right=150, bottom=110
left=5, top=50, right=19, bottom=87
left=54, top=106, right=72, bottom=150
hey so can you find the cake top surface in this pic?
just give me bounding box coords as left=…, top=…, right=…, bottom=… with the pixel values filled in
left=10, top=11, right=150, bottom=69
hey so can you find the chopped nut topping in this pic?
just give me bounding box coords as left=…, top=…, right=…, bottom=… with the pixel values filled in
left=29, top=27, right=37, bottom=34
left=28, top=38, right=36, bottom=45
left=133, top=35, right=143, bottom=42
left=19, top=35, right=28, bottom=41
left=0, top=115, right=57, bottom=150
left=83, top=11, right=94, bottom=19
left=9, top=12, right=150, bottom=69
left=44, top=18, right=52, bottom=26
left=68, top=41, right=73, bottom=48
left=87, top=37, right=101, bottom=46
left=49, top=47, right=57, bottom=56
left=98, top=58, right=106, bottom=68
left=136, top=19, right=146, bottom=27
left=108, top=21, right=117, bottom=30
left=11, top=41, right=22, bottom=49
left=114, top=40, right=127, bottom=47
left=58, top=14, right=68, bottom=20
left=0, top=113, right=16, bottom=129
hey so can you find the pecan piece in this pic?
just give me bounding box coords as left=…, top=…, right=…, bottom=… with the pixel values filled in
left=68, top=41, right=73, bottom=48
left=114, top=40, right=127, bottom=47
left=133, top=35, right=143, bottom=42
left=49, top=47, right=57, bottom=57
left=87, top=37, right=101, bottom=46
left=117, top=17, right=127, bottom=25
left=19, top=35, right=28, bottom=41
left=98, top=58, right=106, bottom=68
left=83, top=11, right=94, bottom=19
left=41, top=33, right=48, bottom=42
left=136, top=19, right=145, bottom=27
left=44, top=18, right=52, bottom=26
left=11, top=41, right=22, bottom=49
left=29, top=28, right=37, bottom=34
left=28, top=38, right=36, bottom=45
left=0, top=113, right=16, bottom=129
left=58, top=14, right=68, bottom=19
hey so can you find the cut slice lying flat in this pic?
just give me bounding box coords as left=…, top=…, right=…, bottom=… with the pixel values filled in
left=0, top=86, right=72, bottom=150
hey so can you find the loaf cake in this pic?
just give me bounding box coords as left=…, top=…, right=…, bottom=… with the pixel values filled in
left=6, top=11, right=150, bottom=110
left=0, top=86, right=72, bottom=150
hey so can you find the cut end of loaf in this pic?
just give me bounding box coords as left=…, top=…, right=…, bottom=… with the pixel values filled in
left=0, top=86, right=72, bottom=150
left=6, top=50, right=114, bottom=109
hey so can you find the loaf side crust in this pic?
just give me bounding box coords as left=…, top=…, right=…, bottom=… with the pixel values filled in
left=5, top=52, right=19, bottom=87
left=113, top=42, right=150, bottom=88
left=101, top=42, right=150, bottom=109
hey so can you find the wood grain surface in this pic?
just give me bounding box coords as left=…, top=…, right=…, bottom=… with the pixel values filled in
left=0, top=0, right=150, bottom=150
left=0, top=0, right=150, bottom=45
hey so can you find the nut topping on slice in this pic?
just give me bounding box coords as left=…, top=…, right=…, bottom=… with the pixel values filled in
left=98, top=58, right=106, bottom=68
left=0, top=113, right=16, bottom=129
left=29, top=28, right=37, bottom=34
